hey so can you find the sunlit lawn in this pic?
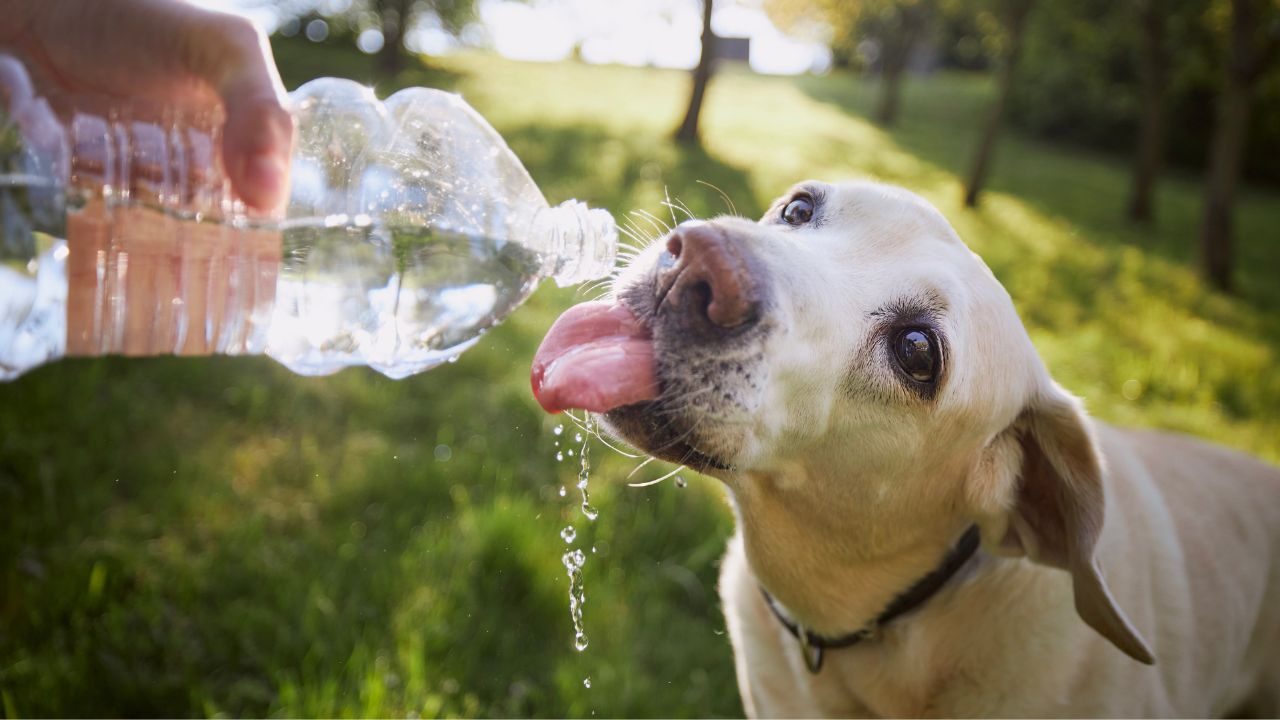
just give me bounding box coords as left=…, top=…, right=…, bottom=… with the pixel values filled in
left=1, top=37, right=1276, bottom=718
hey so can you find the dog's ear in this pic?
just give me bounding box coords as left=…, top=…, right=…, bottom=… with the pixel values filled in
left=998, top=384, right=1155, bottom=665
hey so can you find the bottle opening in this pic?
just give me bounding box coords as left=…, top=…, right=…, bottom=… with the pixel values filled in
left=537, top=200, right=618, bottom=287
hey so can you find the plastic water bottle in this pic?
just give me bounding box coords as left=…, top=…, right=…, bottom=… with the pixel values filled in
left=0, top=56, right=616, bottom=381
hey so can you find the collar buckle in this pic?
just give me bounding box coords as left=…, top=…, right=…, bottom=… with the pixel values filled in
left=797, top=627, right=824, bottom=673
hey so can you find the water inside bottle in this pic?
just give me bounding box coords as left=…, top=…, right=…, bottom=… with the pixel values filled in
left=269, top=216, right=543, bottom=378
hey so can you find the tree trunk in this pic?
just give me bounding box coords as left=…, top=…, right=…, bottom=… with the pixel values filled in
left=376, top=0, right=412, bottom=79
left=1197, top=0, right=1274, bottom=292
left=1126, top=0, right=1168, bottom=223
left=874, top=49, right=907, bottom=126
left=1199, top=74, right=1252, bottom=292
left=872, top=6, right=928, bottom=127
left=675, top=0, right=716, bottom=145
left=963, top=0, right=1035, bottom=208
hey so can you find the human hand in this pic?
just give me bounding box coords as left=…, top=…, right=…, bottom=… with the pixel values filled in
left=1, top=0, right=294, bottom=214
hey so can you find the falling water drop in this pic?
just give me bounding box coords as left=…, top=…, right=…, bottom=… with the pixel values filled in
left=675, top=475, right=687, bottom=488
left=556, top=451, right=565, bottom=462
left=561, top=525, right=577, bottom=543
left=583, top=677, right=592, bottom=689
left=558, top=485, right=567, bottom=497
left=563, top=548, right=589, bottom=652
left=574, top=432, right=584, bottom=443
left=577, top=437, right=598, bottom=521
left=553, top=425, right=564, bottom=436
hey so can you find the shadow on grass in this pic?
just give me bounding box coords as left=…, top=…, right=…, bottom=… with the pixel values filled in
left=502, top=122, right=760, bottom=233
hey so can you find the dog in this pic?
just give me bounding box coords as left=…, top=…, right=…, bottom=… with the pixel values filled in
left=530, top=180, right=1280, bottom=717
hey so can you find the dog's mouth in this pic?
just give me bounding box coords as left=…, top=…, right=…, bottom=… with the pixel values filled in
left=605, top=400, right=735, bottom=471
left=530, top=298, right=735, bottom=471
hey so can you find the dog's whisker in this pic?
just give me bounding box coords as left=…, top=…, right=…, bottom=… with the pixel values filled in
left=592, top=428, right=645, bottom=459
left=628, top=462, right=688, bottom=488
left=625, top=455, right=656, bottom=479
left=663, top=187, right=681, bottom=228
left=579, top=279, right=612, bottom=298
left=618, top=225, right=651, bottom=248
left=661, top=200, right=695, bottom=223
left=671, top=196, right=698, bottom=221
left=631, top=209, right=671, bottom=238
left=562, top=409, right=647, bottom=459
left=696, top=179, right=738, bottom=216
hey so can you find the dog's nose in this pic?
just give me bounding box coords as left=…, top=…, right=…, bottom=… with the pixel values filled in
left=659, top=222, right=757, bottom=329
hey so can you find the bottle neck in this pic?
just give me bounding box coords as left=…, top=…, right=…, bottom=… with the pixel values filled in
left=533, top=200, right=618, bottom=287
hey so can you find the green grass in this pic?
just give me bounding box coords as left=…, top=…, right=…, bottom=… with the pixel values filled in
left=2, top=37, right=1277, bottom=717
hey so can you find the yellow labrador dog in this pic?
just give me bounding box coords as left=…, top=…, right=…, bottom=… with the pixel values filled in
left=531, top=181, right=1280, bottom=717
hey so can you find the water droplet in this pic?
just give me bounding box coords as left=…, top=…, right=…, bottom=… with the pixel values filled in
left=581, top=504, right=599, bottom=521
left=583, top=677, right=592, bottom=689
left=591, top=545, right=597, bottom=554
left=561, top=526, right=577, bottom=543
left=574, top=432, right=583, bottom=443
left=433, top=444, right=452, bottom=462
left=558, top=485, right=567, bottom=497
left=675, top=475, right=687, bottom=488
left=446, top=355, right=459, bottom=364
left=563, top=548, right=589, bottom=651
left=567, top=449, right=575, bottom=457
left=556, top=451, right=564, bottom=462
left=553, top=425, right=564, bottom=436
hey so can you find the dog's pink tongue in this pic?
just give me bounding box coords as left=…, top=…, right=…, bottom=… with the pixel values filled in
left=531, top=301, right=658, bottom=414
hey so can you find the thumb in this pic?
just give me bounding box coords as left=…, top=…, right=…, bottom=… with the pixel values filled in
left=181, top=10, right=294, bottom=214
left=222, top=69, right=294, bottom=215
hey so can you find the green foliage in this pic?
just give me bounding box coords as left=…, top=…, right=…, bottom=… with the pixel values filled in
left=1, top=37, right=1278, bottom=718
left=766, top=0, right=938, bottom=69
left=1008, top=0, right=1280, bottom=182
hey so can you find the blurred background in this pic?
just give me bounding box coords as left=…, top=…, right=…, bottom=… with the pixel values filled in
left=1, top=0, right=1277, bottom=716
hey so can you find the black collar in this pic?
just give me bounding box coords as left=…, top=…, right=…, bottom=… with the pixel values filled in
left=760, top=524, right=982, bottom=673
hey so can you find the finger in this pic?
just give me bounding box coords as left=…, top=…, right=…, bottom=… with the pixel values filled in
left=178, top=9, right=294, bottom=215
left=0, top=54, right=35, bottom=113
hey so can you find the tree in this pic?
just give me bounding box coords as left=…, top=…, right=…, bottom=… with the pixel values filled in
left=1198, top=0, right=1278, bottom=291
left=870, top=1, right=934, bottom=125
left=1126, top=0, right=1170, bottom=222
left=276, top=0, right=476, bottom=80
left=766, top=0, right=936, bottom=127
left=963, top=0, right=1036, bottom=207
left=373, top=0, right=414, bottom=77
left=675, top=0, right=717, bottom=145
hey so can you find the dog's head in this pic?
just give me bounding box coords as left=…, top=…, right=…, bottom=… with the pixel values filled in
left=532, top=180, right=1153, bottom=664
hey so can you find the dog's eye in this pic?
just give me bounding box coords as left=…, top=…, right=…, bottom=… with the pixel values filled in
left=782, top=196, right=814, bottom=226
left=894, top=329, right=937, bottom=383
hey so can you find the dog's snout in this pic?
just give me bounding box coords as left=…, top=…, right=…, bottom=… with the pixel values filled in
left=659, top=223, right=758, bottom=329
